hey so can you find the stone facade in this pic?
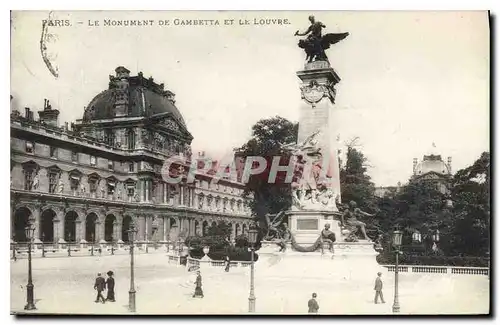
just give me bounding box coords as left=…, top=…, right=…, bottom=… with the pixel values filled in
left=10, top=67, right=252, bottom=244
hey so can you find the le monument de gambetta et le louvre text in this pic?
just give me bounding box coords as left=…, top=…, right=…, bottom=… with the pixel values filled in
left=46, top=17, right=293, bottom=27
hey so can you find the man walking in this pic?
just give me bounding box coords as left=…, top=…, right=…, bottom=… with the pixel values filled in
left=94, top=272, right=106, bottom=304
left=374, top=272, right=385, bottom=304
left=308, top=293, right=320, bottom=314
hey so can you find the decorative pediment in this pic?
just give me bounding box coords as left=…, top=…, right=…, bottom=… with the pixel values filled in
left=21, top=160, right=39, bottom=170
left=106, top=176, right=117, bottom=187
left=68, top=169, right=83, bottom=178
left=88, top=172, right=100, bottom=180
left=47, top=165, right=62, bottom=173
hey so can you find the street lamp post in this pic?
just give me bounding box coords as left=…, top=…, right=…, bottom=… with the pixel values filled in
left=145, top=228, right=149, bottom=254
left=24, top=219, right=37, bottom=310
left=178, top=238, right=183, bottom=257
left=392, top=229, right=403, bottom=313
left=128, top=223, right=138, bottom=312
left=41, top=232, right=46, bottom=258
left=247, top=224, right=258, bottom=313
left=90, top=234, right=94, bottom=256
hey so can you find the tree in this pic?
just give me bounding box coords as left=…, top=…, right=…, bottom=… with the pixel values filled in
left=339, top=141, right=380, bottom=237
left=448, top=152, right=490, bottom=256
left=236, top=116, right=298, bottom=225
left=339, top=141, right=377, bottom=209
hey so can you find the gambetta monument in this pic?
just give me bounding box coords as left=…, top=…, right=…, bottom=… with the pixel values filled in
left=258, top=16, right=383, bottom=281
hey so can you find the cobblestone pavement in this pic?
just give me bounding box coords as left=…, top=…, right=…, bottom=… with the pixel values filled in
left=10, top=254, right=490, bottom=315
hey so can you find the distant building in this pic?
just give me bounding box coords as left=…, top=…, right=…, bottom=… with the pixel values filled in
left=10, top=67, right=252, bottom=245
left=410, top=143, right=452, bottom=194
left=375, top=144, right=452, bottom=198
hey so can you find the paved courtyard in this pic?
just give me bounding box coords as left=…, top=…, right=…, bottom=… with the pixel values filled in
left=10, top=253, right=490, bottom=315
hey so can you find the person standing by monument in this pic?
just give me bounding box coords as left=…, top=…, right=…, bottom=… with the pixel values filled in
left=308, top=293, right=320, bottom=314
left=374, top=272, right=385, bottom=304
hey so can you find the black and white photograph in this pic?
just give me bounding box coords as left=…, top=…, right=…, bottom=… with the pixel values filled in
left=9, top=10, right=490, bottom=315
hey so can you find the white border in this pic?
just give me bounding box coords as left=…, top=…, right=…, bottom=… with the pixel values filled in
left=3, top=1, right=498, bottom=325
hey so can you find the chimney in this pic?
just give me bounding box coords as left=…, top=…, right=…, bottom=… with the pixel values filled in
left=38, top=99, right=60, bottom=127
left=447, top=157, right=452, bottom=174
left=25, top=107, right=30, bottom=118
left=64, top=122, right=69, bottom=131
left=112, top=67, right=130, bottom=117
left=413, top=158, right=418, bottom=175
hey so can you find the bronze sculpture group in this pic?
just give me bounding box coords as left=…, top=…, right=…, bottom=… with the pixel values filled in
left=294, top=15, right=349, bottom=63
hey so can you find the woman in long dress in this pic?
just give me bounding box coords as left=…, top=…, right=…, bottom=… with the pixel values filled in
left=193, top=271, right=204, bottom=298
left=105, top=271, right=115, bottom=302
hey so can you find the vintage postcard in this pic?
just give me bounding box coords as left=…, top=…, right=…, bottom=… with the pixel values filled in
left=10, top=10, right=490, bottom=315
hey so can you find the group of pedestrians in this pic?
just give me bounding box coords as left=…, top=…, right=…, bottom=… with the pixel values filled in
left=93, top=271, right=115, bottom=304
left=308, top=272, right=386, bottom=314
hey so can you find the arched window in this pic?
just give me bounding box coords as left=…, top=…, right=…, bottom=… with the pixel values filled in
left=127, top=129, right=136, bottom=150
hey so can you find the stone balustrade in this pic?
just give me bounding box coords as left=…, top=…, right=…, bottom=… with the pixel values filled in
left=165, top=255, right=252, bottom=269
left=382, top=265, right=489, bottom=276
left=10, top=240, right=176, bottom=259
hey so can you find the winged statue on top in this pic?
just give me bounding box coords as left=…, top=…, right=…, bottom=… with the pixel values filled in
left=294, top=15, right=349, bottom=63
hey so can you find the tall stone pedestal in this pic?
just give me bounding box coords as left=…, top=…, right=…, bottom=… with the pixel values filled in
left=287, top=210, right=341, bottom=245
left=258, top=241, right=384, bottom=285
left=296, top=60, right=342, bottom=200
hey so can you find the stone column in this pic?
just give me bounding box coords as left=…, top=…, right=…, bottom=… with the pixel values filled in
left=145, top=215, right=150, bottom=241
left=95, top=221, right=103, bottom=242
left=75, top=220, right=83, bottom=242
left=137, top=215, right=145, bottom=241
left=53, top=219, right=61, bottom=244
left=33, top=208, right=41, bottom=241
left=115, top=215, right=123, bottom=241
left=193, top=192, right=198, bottom=209
left=162, top=217, right=168, bottom=241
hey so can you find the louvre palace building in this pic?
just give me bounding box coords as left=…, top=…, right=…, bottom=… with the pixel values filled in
left=10, top=66, right=252, bottom=246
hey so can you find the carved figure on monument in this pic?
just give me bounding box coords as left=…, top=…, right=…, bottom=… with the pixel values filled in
left=276, top=222, right=291, bottom=252
left=294, top=15, right=349, bottom=63
left=80, top=182, right=86, bottom=195
left=284, top=130, right=329, bottom=210
left=317, top=187, right=338, bottom=211
left=320, top=223, right=336, bottom=253
left=341, top=201, right=374, bottom=241
left=263, top=211, right=288, bottom=241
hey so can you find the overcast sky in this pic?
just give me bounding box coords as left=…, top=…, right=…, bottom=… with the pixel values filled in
left=10, top=11, right=489, bottom=186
